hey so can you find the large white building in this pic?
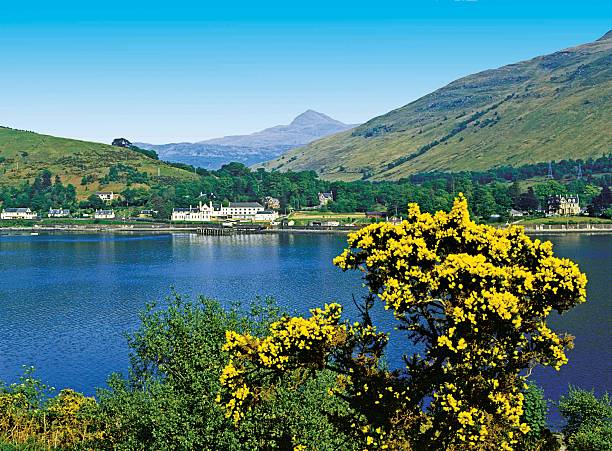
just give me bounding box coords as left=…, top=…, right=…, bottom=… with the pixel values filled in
left=171, top=201, right=269, bottom=222
left=171, top=202, right=215, bottom=222
left=219, top=202, right=264, bottom=219
left=1, top=208, right=37, bottom=220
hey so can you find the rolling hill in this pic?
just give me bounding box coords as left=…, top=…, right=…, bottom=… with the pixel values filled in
left=0, top=127, right=197, bottom=197
left=260, top=31, right=612, bottom=181
left=136, top=110, right=357, bottom=169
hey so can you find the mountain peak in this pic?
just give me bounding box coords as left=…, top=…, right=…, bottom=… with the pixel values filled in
left=596, top=30, right=612, bottom=41
left=290, top=110, right=345, bottom=127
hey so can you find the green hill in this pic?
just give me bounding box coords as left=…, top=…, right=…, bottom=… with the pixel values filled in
left=0, top=127, right=197, bottom=197
left=260, top=31, right=612, bottom=181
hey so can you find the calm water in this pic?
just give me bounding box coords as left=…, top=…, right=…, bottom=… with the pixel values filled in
left=0, top=232, right=610, bottom=414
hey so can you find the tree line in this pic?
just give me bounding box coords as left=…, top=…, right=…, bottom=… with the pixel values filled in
left=1, top=156, right=611, bottom=220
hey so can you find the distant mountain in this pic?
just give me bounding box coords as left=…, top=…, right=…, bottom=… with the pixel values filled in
left=136, top=110, right=357, bottom=169
left=260, top=31, right=612, bottom=181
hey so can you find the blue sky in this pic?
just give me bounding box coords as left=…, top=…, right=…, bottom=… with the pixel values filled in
left=0, top=1, right=610, bottom=143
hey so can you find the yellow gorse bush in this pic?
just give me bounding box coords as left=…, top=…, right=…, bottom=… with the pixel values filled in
left=220, top=195, right=587, bottom=450
left=0, top=388, right=103, bottom=448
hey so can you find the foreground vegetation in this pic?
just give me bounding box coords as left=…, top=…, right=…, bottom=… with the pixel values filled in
left=1, top=197, right=610, bottom=450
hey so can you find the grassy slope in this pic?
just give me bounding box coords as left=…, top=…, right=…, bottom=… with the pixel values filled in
left=0, top=127, right=197, bottom=197
left=261, top=33, right=612, bottom=181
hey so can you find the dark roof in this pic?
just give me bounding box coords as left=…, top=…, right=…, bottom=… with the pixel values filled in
left=49, top=208, right=70, bottom=213
left=95, top=210, right=114, bottom=214
left=4, top=207, right=31, bottom=213
left=548, top=194, right=579, bottom=203
left=228, top=202, right=263, bottom=208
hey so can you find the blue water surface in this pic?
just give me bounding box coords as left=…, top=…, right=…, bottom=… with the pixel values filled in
left=0, top=232, right=609, bottom=426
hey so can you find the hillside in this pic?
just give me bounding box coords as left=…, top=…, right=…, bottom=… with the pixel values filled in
left=260, top=32, right=612, bottom=181
left=137, top=110, right=357, bottom=169
left=0, top=127, right=197, bottom=197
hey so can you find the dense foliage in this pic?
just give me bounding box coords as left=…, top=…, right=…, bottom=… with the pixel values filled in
left=0, top=170, right=77, bottom=211
left=220, top=196, right=588, bottom=449
left=1, top=156, right=611, bottom=221
left=558, top=387, right=612, bottom=451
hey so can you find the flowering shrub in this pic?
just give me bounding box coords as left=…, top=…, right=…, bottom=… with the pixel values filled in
left=0, top=369, right=102, bottom=448
left=220, top=195, right=587, bottom=450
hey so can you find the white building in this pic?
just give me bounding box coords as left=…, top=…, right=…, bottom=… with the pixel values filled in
left=310, top=220, right=340, bottom=227
left=1, top=208, right=37, bottom=220
left=94, top=209, right=115, bottom=219
left=172, top=201, right=275, bottom=222
left=96, top=191, right=116, bottom=202
left=49, top=208, right=70, bottom=218
left=254, top=210, right=279, bottom=222
left=318, top=192, right=333, bottom=207
left=171, top=202, right=215, bottom=222
left=547, top=195, right=580, bottom=216
left=218, top=202, right=264, bottom=219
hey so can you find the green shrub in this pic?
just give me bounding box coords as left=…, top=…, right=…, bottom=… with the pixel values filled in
left=559, top=387, right=612, bottom=451
left=97, top=294, right=353, bottom=450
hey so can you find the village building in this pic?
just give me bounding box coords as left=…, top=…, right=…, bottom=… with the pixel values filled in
left=262, top=196, right=281, bottom=210
left=138, top=209, right=159, bottom=218
left=310, top=220, right=340, bottom=227
left=48, top=208, right=70, bottom=218
left=218, top=202, right=264, bottom=219
left=96, top=191, right=116, bottom=202
left=254, top=210, right=279, bottom=222
left=318, top=192, right=334, bottom=207
left=172, top=201, right=275, bottom=222
left=547, top=195, right=580, bottom=216
left=171, top=202, right=214, bottom=222
left=94, top=209, right=115, bottom=219
left=509, top=209, right=524, bottom=218
left=1, top=207, right=37, bottom=220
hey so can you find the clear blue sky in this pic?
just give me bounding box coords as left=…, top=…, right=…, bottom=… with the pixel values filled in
left=0, top=1, right=609, bottom=143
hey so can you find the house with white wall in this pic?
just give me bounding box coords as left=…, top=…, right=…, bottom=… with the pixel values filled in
left=1, top=208, right=37, bottom=220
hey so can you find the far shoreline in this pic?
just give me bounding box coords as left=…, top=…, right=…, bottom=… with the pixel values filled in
left=2, top=222, right=612, bottom=236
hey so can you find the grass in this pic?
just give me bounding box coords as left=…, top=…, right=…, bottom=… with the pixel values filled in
left=287, top=210, right=371, bottom=226
left=516, top=216, right=612, bottom=225
left=0, top=126, right=198, bottom=196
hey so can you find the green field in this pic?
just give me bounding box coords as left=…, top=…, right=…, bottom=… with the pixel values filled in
left=287, top=210, right=371, bottom=226
left=516, top=216, right=612, bottom=225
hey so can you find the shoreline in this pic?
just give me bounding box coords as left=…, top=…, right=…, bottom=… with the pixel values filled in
left=1, top=223, right=612, bottom=235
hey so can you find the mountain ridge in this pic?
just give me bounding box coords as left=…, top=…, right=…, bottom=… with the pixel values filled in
left=259, top=31, right=612, bottom=181
left=137, top=110, right=357, bottom=169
